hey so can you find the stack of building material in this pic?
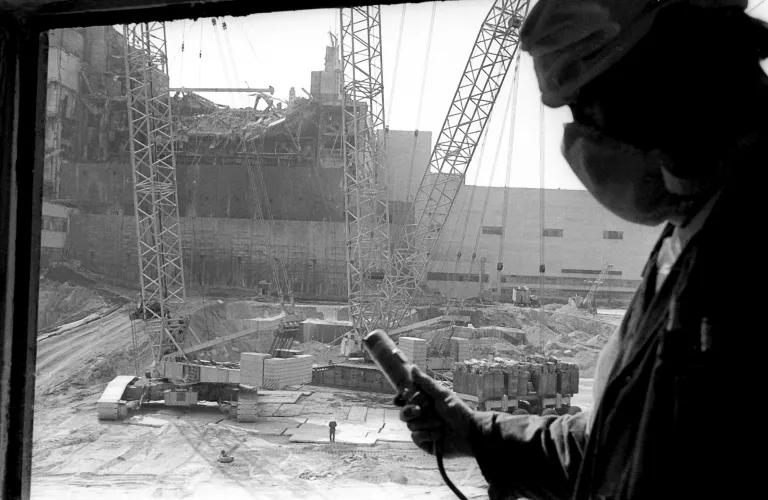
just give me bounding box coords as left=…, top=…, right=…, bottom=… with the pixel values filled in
left=262, top=354, right=313, bottom=389
left=275, top=348, right=303, bottom=358
left=311, top=363, right=393, bottom=393
left=556, top=362, right=579, bottom=394
left=450, top=337, right=471, bottom=362
left=452, top=356, right=579, bottom=402
left=399, top=337, right=427, bottom=370
left=237, top=387, right=259, bottom=422
left=241, top=352, right=270, bottom=388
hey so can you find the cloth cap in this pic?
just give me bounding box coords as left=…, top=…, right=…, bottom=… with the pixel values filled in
left=520, top=0, right=748, bottom=107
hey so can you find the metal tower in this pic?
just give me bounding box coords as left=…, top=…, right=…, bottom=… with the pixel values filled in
left=123, top=23, right=187, bottom=367
left=339, top=6, right=393, bottom=335
left=388, top=0, right=531, bottom=327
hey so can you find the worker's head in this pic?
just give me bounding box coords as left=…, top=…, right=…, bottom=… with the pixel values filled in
left=521, top=0, right=768, bottom=225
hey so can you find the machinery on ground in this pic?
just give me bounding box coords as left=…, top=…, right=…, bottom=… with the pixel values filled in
left=99, top=22, right=295, bottom=421
left=573, top=264, right=614, bottom=314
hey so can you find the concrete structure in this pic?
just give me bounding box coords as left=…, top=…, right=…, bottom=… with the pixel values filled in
left=311, top=363, right=393, bottom=393
left=398, top=337, right=427, bottom=371
left=450, top=337, right=471, bottom=362
left=428, top=186, right=661, bottom=301
left=263, top=355, right=313, bottom=389
left=240, top=352, right=270, bottom=388
left=45, top=30, right=661, bottom=305
left=40, top=201, right=75, bottom=266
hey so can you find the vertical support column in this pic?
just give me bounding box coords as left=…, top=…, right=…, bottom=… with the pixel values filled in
left=123, top=23, right=186, bottom=366
left=339, top=6, right=392, bottom=335
left=0, top=23, right=47, bottom=499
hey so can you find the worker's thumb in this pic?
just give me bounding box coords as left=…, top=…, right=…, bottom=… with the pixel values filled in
left=411, top=366, right=448, bottom=400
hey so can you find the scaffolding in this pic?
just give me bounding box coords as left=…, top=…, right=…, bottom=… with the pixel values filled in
left=123, top=22, right=188, bottom=366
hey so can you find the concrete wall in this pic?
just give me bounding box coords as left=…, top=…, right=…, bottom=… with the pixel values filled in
left=426, top=186, right=662, bottom=299
left=63, top=184, right=660, bottom=302
left=311, top=364, right=392, bottom=393
left=66, top=213, right=349, bottom=299
left=58, top=128, right=428, bottom=224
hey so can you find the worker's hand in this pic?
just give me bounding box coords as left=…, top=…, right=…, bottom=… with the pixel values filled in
left=396, top=366, right=477, bottom=458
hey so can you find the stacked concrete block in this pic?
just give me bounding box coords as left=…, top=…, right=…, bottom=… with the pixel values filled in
left=450, top=337, right=471, bottom=362
left=263, top=354, right=314, bottom=389
left=237, top=387, right=259, bottom=422
left=398, top=337, right=427, bottom=370
left=241, top=352, right=270, bottom=388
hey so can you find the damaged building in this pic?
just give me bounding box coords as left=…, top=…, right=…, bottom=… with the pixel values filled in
left=44, top=26, right=658, bottom=304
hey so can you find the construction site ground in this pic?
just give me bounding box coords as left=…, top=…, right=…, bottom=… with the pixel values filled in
left=32, top=265, right=608, bottom=499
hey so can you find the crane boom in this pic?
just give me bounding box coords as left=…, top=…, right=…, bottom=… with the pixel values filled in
left=387, top=0, right=531, bottom=327
left=339, top=6, right=392, bottom=335
left=123, top=23, right=188, bottom=366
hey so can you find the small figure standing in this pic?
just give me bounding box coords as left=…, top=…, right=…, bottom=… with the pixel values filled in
left=328, top=420, right=337, bottom=443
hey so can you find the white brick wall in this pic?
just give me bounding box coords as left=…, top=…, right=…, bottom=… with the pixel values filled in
left=263, top=354, right=313, bottom=389
left=399, top=337, right=427, bottom=370
left=241, top=352, right=270, bottom=388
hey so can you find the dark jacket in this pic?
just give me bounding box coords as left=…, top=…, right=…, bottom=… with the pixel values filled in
left=468, top=177, right=760, bottom=499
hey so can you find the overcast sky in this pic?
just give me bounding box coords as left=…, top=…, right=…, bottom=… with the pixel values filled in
left=164, top=0, right=768, bottom=191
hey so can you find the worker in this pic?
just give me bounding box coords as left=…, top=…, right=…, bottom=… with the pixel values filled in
left=398, top=1, right=762, bottom=498
left=328, top=420, right=337, bottom=443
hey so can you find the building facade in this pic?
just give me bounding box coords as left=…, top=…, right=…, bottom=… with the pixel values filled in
left=44, top=28, right=661, bottom=304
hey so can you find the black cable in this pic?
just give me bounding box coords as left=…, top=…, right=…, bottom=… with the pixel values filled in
left=434, top=440, right=468, bottom=500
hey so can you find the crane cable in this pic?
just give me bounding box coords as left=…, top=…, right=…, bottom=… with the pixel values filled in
left=465, top=82, right=516, bottom=295
left=538, top=100, right=546, bottom=349
left=495, top=54, right=522, bottom=300
left=403, top=2, right=438, bottom=205
left=386, top=3, right=408, bottom=123
left=442, top=129, right=491, bottom=299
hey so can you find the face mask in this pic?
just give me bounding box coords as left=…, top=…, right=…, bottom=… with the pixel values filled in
left=562, top=122, right=692, bottom=226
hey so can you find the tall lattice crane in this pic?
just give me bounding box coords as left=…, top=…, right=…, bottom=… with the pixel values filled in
left=339, top=5, right=393, bottom=339
left=387, top=0, right=531, bottom=328
left=123, top=23, right=189, bottom=370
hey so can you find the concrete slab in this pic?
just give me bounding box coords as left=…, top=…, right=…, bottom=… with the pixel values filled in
left=124, top=416, right=168, bottom=428
left=289, top=430, right=377, bottom=446
left=234, top=417, right=304, bottom=435
left=284, top=422, right=327, bottom=436
left=347, top=406, right=367, bottom=422
left=273, top=404, right=304, bottom=417
left=256, top=403, right=281, bottom=417
left=375, top=430, right=413, bottom=443
left=257, top=394, right=303, bottom=404
left=366, top=408, right=385, bottom=424
left=384, top=409, right=401, bottom=423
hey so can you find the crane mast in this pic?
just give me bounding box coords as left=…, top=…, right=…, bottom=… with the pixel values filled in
left=388, top=0, right=531, bottom=327
left=339, top=6, right=393, bottom=336
left=123, top=23, right=188, bottom=368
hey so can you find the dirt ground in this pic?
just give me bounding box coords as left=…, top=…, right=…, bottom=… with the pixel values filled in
left=32, top=265, right=603, bottom=500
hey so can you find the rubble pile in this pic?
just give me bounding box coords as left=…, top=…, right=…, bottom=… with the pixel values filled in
left=467, top=305, right=621, bottom=376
